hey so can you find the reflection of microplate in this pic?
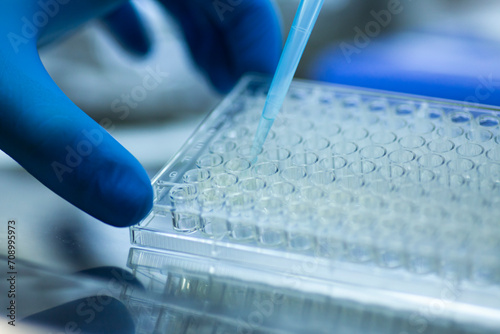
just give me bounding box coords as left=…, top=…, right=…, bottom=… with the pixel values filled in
left=125, top=249, right=499, bottom=334
left=131, top=76, right=500, bottom=288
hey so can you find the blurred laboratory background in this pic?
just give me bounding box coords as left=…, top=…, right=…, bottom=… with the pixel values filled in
left=3, top=0, right=500, bottom=168
left=1, top=0, right=500, bottom=332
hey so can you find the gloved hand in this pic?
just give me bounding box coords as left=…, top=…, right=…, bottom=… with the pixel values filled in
left=0, top=0, right=281, bottom=227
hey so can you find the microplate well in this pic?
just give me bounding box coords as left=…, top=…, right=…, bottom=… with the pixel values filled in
left=131, top=76, right=500, bottom=317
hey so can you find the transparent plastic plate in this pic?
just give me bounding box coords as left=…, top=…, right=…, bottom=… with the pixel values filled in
left=125, top=248, right=500, bottom=334
left=131, top=75, right=500, bottom=322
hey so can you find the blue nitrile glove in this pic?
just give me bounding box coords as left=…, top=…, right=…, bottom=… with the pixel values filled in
left=0, top=0, right=281, bottom=227
left=309, top=31, right=500, bottom=106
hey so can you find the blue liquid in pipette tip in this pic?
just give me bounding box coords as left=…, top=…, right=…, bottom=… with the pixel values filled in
left=251, top=116, right=274, bottom=161
left=250, top=0, right=324, bottom=162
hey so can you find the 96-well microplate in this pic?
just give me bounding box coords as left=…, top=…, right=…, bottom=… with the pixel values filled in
left=131, top=76, right=500, bottom=303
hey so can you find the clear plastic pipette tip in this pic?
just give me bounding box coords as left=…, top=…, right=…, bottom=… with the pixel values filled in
left=250, top=0, right=324, bottom=162
left=251, top=116, right=274, bottom=162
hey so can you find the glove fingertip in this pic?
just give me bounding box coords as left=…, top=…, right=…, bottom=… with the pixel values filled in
left=67, top=130, right=154, bottom=228
left=102, top=160, right=154, bottom=227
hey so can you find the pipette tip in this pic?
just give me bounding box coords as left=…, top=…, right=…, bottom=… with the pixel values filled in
left=251, top=116, right=274, bottom=164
